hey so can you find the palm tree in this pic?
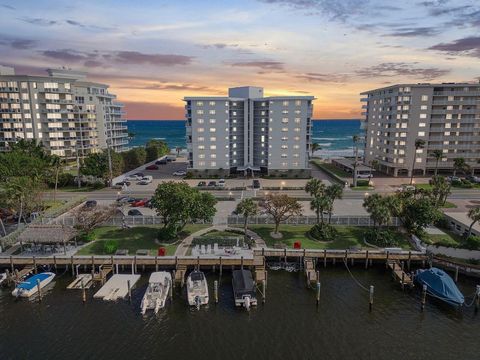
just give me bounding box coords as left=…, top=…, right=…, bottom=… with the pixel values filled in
left=369, top=159, right=379, bottom=178
left=466, top=207, right=480, bottom=238
left=305, top=178, right=325, bottom=197
left=50, top=155, right=63, bottom=202
left=409, top=139, right=425, bottom=185
left=325, top=184, right=343, bottom=224
left=431, top=150, right=444, bottom=176
left=363, top=194, right=391, bottom=230
left=352, top=135, right=360, bottom=187
left=305, top=179, right=326, bottom=224
left=310, top=143, right=321, bottom=158
left=453, top=157, right=469, bottom=176
left=235, top=198, right=259, bottom=236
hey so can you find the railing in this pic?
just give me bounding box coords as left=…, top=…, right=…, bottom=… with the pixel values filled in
left=227, top=215, right=401, bottom=226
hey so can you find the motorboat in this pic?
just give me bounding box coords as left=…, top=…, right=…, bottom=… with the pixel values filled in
left=12, top=272, right=55, bottom=298
left=186, top=271, right=209, bottom=309
left=414, top=267, right=464, bottom=307
left=232, top=269, right=257, bottom=310
left=0, top=272, right=7, bottom=286
left=141, top=271, right=172, bottom=315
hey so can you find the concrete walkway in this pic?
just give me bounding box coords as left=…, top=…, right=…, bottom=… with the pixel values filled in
left=174, top=225, right=266, bottom=256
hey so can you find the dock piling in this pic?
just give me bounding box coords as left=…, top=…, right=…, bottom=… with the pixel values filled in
left=316, top=282, right=321, bottom=306
left=219, top=257, right=223, bottom=278
left=407, top=251, right=411, bottom=271
left=401, top=272, right=405, bottom=291
left=323, top=249, right=327, bottom=268
left=262, top=279, right=266, bottom=304
left=475, top=285, right=480, bottom=314
left=127, top=280, right=132, bottom=302
left=369, top=285, right=374, bottom=311
left=53, top=256, right=57, bottom=272
left=33, top=256, right=37, bottom=274
left=169, top=279, right=173, bottom=299
left=454, top=266, right=459, bottom=283
left=36, top=279, right=42, bottom=302
left=385, top=251, right=390, bottom=269
left=421, top=284, right=427, bottom=311
left=214, top=280, right=218, bottom=304
left=241, top=256, right=244, bottom=270
left=155, top=256, right=158, bottom=272
left=81, top=279, right=86, bottom=303
left=365, top=250, right=369, bottom=269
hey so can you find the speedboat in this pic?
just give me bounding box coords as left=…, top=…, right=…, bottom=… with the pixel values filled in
left=0, top=272, right=7, bottom=286
left=232, top=269, right=257, bottom=310
left=414, top=267, right=464, bottom=307
left=186, top=271, right=209, bottom=309
left=141, top=271, right=172, bottom=315
left=12, top=272, right=55, bottom=298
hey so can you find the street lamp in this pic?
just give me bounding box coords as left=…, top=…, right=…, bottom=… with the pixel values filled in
left=280, top=181, right=286, bottom=191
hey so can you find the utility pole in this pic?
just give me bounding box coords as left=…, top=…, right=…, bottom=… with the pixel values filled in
left=107, top=139, right=113, bottom=187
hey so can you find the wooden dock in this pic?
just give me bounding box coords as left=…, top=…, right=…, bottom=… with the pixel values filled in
left=253, top=255, right=267, bottom=285
left=304, top=257, right=319, bottom=285
left=387, top=260, right=413, bottom=289
left=67, top=274, right=93, bottom=289
left=93, top=274, right=141, bottom=301
left=92, top=264, right=113, bottom=284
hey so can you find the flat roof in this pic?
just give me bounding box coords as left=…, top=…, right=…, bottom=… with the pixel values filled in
left=360, top=81, right=480, bottom=95
left=444, top=212, right=480, bottom=233
left=332, top=158, right=372, bottom=171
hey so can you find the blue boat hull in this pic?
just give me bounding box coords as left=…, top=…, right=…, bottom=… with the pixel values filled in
left=414, top=268, right=464, bottom=306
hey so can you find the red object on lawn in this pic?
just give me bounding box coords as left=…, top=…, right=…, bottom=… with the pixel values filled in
left=158, top=247, right=166, bottom=256
left=293, top=241, right=301, bottom=249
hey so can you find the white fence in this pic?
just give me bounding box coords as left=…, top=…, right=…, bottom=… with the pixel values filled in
left=227, top=215, right=401, bottom=227
left=41, top=216, right=211, bottom=227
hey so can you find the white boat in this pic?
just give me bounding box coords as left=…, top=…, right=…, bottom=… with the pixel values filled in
left=12, top=272, right=55, bottom=298
left=0, top=272, right=7, bottom=286
left=232, top=270, right=257, bottom=310
left=141, top=271, right=172, bottom=315
left=186, top=271, right=209, bottom=309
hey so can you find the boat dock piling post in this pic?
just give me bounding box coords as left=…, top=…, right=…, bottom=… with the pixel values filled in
left=262, top=279, right=266, bottom=304
left=33, top=256, right=37, bottom=274
left=316, top=271, right=320, bottom=283
left=401, top=272, right=405, bottom=291
left=219, top=257, right=223, bottom=278
left=131, top=261, right=134, bottom=275
left=454, top=266, right=459, bottom=283
left=127, top=280, right=131, bottom=302
left=53, top=256, right=57, bottom=272
left=385, top=251, right=390, bottom=269
left=197, top=256, right=200, bottom=271
left=9, top=255, right=13, bottom=273
left=421, top=284, right=427, bottom=311
left=369, top=285, right=374, bottom=311
left=155, top=256, right=158, bottom=272
left=365, top=250, right=369, bottom=269
left=37, top=279, right=42, bottom=302
left=169, top=280, right=173, bottom=300
left=115, top=263, right=119, bottom=274
left=316, top=282, right=321, bottom=306
left=70, top=256, right=74, bottom=275
left=81, top=279, right=86, bottom=303
left=214, top=280, right=218, bottom=304
left=407, top=251, right=411, bottom=271
left=474, top=285, right=480, bottom=313
left=241, top=256, right=244, bottom=270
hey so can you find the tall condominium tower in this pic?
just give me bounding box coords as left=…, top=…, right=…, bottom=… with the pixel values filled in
left=0, top=66, right=128, bottom=158
left=184, top=86, right=314, bottom=176
left=361, top=82, right=480, bottom=177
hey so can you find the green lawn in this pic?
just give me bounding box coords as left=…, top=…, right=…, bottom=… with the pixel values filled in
left=247, top=225, right=411, bottom=250
left=421, top=229, right=463, bottom=247
left=77, top=224, right=210, bottom=256
left=351, top=186, right=374, bottom=191
left=441, top=201, right=457, bottom=209
left=200, top=229, right=242, bottom=238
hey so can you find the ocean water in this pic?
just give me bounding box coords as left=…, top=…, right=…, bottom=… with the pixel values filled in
left=127, top=119, right=361, bottom=157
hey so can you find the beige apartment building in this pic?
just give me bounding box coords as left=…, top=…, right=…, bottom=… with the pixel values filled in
left=361, top=82, right=480, bottom=177
left=0, top=66, right=128, bottom=158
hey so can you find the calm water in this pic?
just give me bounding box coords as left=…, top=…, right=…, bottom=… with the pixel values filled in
left=127, top=119, right=362, bottom=157
left=0, top=267, right=478, bottom=360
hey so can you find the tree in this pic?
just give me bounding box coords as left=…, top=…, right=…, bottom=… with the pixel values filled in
left=363, top=194, right=392, bottom=229
left=431, top=150, right=444, bottom=176
left=311, top=143, right=321, bottom=158
left=453, top=157, right=469, bottom=176
left=145, top=139, right=170, bottom=162
left=305, top=179, right=326, bottom=224
left=235, top=198, right=259, bottom=235
left=151, top=181, right=217, bottom=237
left=73, top=204, right=117, bottom=235
left=352, top=135, right=360, bottom=187
left=409, top=138, right=425, bottom=185
left=466, top=207, right=480, bottom=238
left=81, top=150, right=124, bottom=181
left=0, top=140, right=51, bottom=181
left=49, top=155, right=64, bottom=202
left=122, top=147, right=147, bottom=171
left=261, top=194, right=302, bottom=234
left=369, top=159, right=379, bottom=178
left=430, top=175, right=451, bottom=207
left=325, top=184, right=343, bottom=224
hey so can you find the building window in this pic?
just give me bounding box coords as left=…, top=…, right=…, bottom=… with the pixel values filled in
left=281, top=145, right=288, bottom=149
left=282, top=118, right=289, bottom=123
left=419, top=123, right=426, bottom=127
left=209, top=128, right=216, bottom=132
left=198, top=119, right=204, bottom=124
left=282, top=127, right=288, bottom=132
left=209, top=119, right=216, bottom=124
left=210, top=145, right=216, bottom=150
left=210, top=161, right=216, bottom=167
left=210, top=136, right=216, bottom=141
left=295, top=100, right=301, bottom=106
left=421, top=95, right=428, bottom=101
left=282, top=101, right=289, bottom=106
left=281, top=154, right=288, bottom=158
left=196, top=101, right=203, bottom=106
left=198, top=128, right=204, bottom=133
left=418, top=131, right=425, bottom=136
left=197, top=110, right=204, bottom=114
left=198, top=154, right=205, bottom=159
left=209, top=101, right=215, bottom=106
left=294, top=127, right=300, bottom=132
left=198, top=137, right=204, bottom=142
left=209, top=110, right=216, bottom=114
left=419, top=114, right=427, bottom=119
left=210, top=154, right=216, bottom=159
left=198, top=145, right=205, bottom=150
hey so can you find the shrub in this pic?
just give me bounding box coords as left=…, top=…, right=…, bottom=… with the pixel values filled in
left=364, top=228, right=399, bottom=248
left=464, top=236, right=480, bottom=250
left=157, top=227, right=178, bottom=243
left=185, top=172, right=193, bottom=179
left=356, top=179, right=370, bottom=187
left=451, top=179, right=462, bottom=187
left=103, top=240, right=118, bottom=254
left=78, top=232, right=95, bottom=243
left=434, top=217, right=450, bottom=229
left=91, top=181, right=106, bottom=190
left=309, top=223, right=337, bottom=241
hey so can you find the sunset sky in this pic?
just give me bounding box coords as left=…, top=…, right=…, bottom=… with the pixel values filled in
left=1, top=0, right=479, bottom=119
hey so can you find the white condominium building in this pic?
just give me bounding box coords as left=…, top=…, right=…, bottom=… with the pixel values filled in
left=184, top=86, right=314, bottom=176
left=0, top=66, right=129, bottom=158
left=361, top=82, right=480, bottom=177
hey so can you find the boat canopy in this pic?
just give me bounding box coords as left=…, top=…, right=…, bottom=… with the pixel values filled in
left=232, top=270, right=255, bottom=295
left=190, top=272, right=204, bottom=281
left=416, top=268, right=464, bottom=305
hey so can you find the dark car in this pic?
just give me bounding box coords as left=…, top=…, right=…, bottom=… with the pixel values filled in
left=166, top=157, right=173, bottom=162
left=207, top=181, right=217, bottom=187
left=466, top=175, right=480, bottom=183
left=155, top=159, right=167, bottom=165
left=253, top=179, right=261, bottom=189
left=127, top=209, right=142, bottom=216
left=145, top=164, right=159, bottom=170
left=198, top=181, right=207, bottom=187
left=133, top=172, right=144, bottom=177
left=115, top=180, right=131, bottom=187
left=83, top=200, right=97, bottom=209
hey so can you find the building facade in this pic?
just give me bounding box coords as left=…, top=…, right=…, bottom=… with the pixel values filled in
left=361, top=82, right=480, bottom=176
left=185, top=86, right=314, bottom=176
left=0, top=66, right=128, bottom=158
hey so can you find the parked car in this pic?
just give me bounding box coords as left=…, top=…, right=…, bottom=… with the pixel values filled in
left=356, top=173, right=373, bottom=179
left=396, top=185, right=415, bottom=192
left=166, top=155, right=177, bottom=162
left=466, top=175, right=480, bottom=183
left=155, top=158, right=167, bottom=165
left=117, top=196, right=135, bottom=204
left=125, top=175, right=141, bottom=182
left=145, top=164, right=159, bottom=170
left=166, top=157, right=173, bottom=162
left=133, top=172, right=144, bottom=178
left=218, top=179, right=226, bottom=187
left=84, top=200, right=97, bottom=209
left=208, top=181, right=217, bottom=187
left=114, top=180, right=131, bottom=187
left=173, top=170, right=186, bottom=176
left=138, top=176, right=153, bottom=185
left=127, top=209, right=142, bottom=216
left=197, top=181, right=207, bottom=187
left=253, top=179, right=261, bottom=189
left=446, top=176, right=461, bottom=183
left=131, top=198, right=148, bottom=207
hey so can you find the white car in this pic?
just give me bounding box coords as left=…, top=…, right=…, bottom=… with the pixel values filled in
left=356, top=173, right=373, bottom=179
left=173, top=170, right=186, bottom=176
left=125, top=175, right=141, bottom=181
left=138, top=176, right=153, bottom=185
left=218, top=179, right=225, bottom=187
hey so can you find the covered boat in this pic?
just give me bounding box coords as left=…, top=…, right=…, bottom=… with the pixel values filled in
left=12, top=272, right=55, bottom=298
left=186, top=271, right=209, bottom=309
left=141, top=271, right=172, bottom=315
left=232, top=269, right=257, bottom=310
left=414, top=267, right=464, bottom=306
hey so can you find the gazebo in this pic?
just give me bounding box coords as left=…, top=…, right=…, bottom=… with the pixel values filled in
left=17, top=225, right=79, bottom=255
